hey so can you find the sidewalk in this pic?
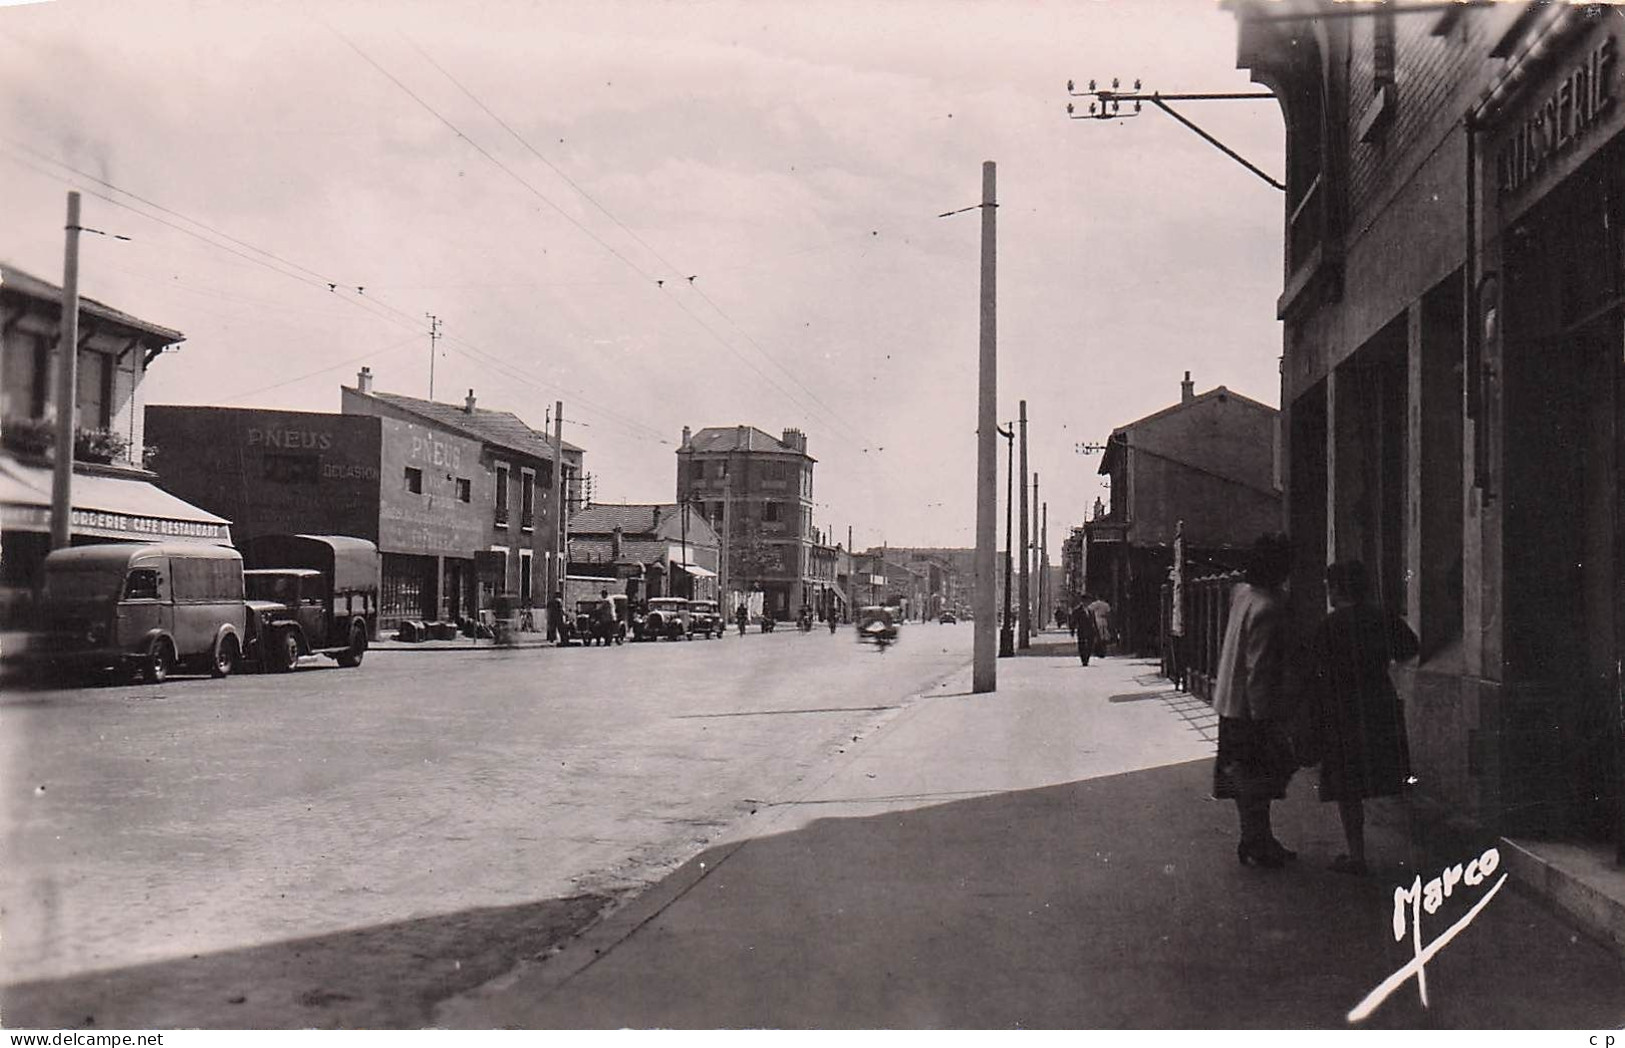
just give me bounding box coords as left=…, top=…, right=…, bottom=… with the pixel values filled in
left=436, top=641, right=1625, bottom=1029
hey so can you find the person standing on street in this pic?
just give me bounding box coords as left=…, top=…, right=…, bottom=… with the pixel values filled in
left=1088, top=595, right=1113, bottom=658
left=1211, top=533, right=1298, bottom=869
left=1073, top=594, right=1098, bottom=666
left=546, top=590, right=565, bottom=645
left=1307, top=560, right=1419, bottom=876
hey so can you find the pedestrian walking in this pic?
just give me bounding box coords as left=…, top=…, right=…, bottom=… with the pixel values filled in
left=1211, top=532, right=1298, bottom=869
left=1073, top=594, right=1097, bottom=666
left=546, top=590, right=564, bottom=645
left=1306, top=560, right=1419, bottom=876
left=735, top=603, right=749, bottom=636
left=1087, top=595, right=1113, bottom=657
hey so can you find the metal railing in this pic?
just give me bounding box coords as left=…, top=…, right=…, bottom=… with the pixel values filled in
left=1161, top=570, right=1241, bottom=702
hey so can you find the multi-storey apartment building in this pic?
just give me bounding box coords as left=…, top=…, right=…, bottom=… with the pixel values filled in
left=1230, top=2, right=1624, bottom=851
left=676, top=424, right=815, bottom=620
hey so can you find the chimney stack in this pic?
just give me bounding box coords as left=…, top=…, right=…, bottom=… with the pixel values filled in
left=1181, top=371, right=1194, bottom=404
left=357, top=366, right=374, bottom=395
left=681, top=425, right=692, bottom=448
left=782, top=427, right=806, bottom=453
left=612, top=525, right=623, bottom=561
left=464, top=388, right=477, bottom=414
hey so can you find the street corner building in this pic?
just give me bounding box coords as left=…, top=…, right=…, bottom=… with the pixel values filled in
left=1076, top=370, right=1283, bottom=657
left=675, top=423, right=818, bottom=621
left=144, top=368, right=583, bottom=633
left=1229, top=2, right=1625, bottom=848
left=0, top=263, right=230, bottom=633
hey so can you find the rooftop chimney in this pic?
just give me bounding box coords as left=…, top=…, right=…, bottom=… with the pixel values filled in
left=464, top=388, right=477, bottom=414
left=1180, top=371, right=1194, bottom=404
left=357, top=366, right=374, bottom=395
left=681, top=425, right=692, bottom=448
left=782, top=427, right=806, bottom=453
left=612, top=525, right=623, bottom=561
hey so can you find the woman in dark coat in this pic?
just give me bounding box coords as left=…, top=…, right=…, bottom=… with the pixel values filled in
left=1308, top=560, right=1419, bottom=876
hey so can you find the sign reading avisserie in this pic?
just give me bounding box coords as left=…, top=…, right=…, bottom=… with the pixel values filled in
left=1495, top=31, right=1616, bottom=199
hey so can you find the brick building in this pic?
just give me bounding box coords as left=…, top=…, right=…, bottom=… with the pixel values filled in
left=1082, top=372, right=1282, bottom=654
left=148, top=370, right=583, bottom=630
left=1231, top=2, right=1625, bottom=846
left=676, top=424, right=815, bottom=621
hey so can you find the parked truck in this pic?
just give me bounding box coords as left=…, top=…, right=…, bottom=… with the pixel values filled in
left=240, top=534, right=379, bottom=672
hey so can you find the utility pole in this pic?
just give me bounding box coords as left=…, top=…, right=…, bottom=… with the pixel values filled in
left=971, top=161, right=999, bottom=692
left=1018, top=400, right=1030, bottom=650
left=426, top=314, right=442, bottom=401
left=549, top=400, right=564, bottom=599
left=1032, top=472, right=1040, bottom=630
left=721, top=474, right=732, bottom=610
left=998, top=423, right=1014, bottom=657
left=50, top=191, right=83, bottom=551
left=1040, top=501, right=1049, bottom=630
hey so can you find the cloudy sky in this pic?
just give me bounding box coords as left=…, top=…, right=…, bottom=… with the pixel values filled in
left=0, top=0, right=1284, bottom=553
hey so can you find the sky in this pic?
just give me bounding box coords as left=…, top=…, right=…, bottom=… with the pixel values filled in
left=0, top=0, right=1285, bottom=554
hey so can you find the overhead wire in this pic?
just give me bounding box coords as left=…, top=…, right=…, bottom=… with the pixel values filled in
left=357, top=24, right=881, bottom=455
left=0, top=144, right=671, bottom=447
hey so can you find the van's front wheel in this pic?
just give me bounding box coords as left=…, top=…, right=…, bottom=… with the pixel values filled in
left=269, top=629, right=301, bottom=673
left=143, top=636, right=175, bottom=685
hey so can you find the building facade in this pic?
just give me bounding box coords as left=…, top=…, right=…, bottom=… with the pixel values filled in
left=1, top=264, right=228, bottom=629
left=676, top=424, right=816, bottom=620
left=147, top=371, right=584, bottom=631
left=342, top=373, right=583, bottom=621
left=566, top=503, right=720, bottom=602
left=1231, top=2, right=1624, bottom=845
left=1083, top=372, right=1282, bottom=655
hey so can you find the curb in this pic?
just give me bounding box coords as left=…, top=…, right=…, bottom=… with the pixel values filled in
left=1500, top=836, right=1625, bottom=955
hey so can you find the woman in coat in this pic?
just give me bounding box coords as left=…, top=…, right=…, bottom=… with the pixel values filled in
left=1212, top=533, right=1297, bottom=868
left=1308, top=560, right=1419, bottom=876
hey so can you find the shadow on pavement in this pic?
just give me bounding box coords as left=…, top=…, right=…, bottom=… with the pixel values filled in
left=1, top=894, right=612, bottom=1029
left=445, top=759, right=1625, bottom=1029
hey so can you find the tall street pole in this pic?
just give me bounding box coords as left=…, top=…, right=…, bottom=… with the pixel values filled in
left=549, top=400, right=564, bottom=598
left=51, top=191, right=83, bottom=551
left=1040, top=501, right=1049, bottom=630
left=1018, top=400, right=1030, bottom=650
left=998, top=423, right=1014, bottom=657
left=972, top=161, right=998, bottom=693
left=1032, top=473, right=1041, bottom=629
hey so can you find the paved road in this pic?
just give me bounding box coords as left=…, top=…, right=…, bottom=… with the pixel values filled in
left=0, top=623, right=970, bottom=1026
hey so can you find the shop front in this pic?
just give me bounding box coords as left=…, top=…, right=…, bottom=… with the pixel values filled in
left=1481, top=17, right=1625, bottom=843
left=0, top=455, right=231, bottom=629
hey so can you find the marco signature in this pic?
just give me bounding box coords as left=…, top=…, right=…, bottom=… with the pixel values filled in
left=1347, top=847, right=1509, bottom=1023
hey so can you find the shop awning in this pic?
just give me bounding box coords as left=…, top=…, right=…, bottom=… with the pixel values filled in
left=0, top=456, right=231, bottom=543
left=665, top=544, right=718, bottom=577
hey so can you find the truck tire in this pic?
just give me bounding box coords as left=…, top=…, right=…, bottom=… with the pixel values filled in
left=335, top=623, right=367, bottom=667
left=143, top=636, right=175, bottom=685
left=269, top=629, right=300, bottom=673
left=210, top=634, right=239, bottom=679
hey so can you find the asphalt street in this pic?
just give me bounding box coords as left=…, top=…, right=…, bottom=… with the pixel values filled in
left=0, top=622, right=969, bottom=1026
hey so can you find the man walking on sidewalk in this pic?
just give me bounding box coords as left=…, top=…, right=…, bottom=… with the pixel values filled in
left=1073, top=594, right=1097, bottom=666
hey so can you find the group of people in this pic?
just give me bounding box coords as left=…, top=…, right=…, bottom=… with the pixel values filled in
left=1069, top=594, right=1113, bottom=666
left=1211, top=533, right=1418, bottom=875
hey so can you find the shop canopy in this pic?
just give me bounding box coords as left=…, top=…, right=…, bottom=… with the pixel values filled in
left=665, top=544, right=718, bottom=577
left=0, top=457, right=231, bottom=543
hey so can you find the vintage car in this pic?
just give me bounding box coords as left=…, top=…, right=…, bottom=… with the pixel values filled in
left=856, top=605, right=900, bottom=650
left=938, top=610, right=958, bottom=624
left=641, top=596, right=692, bottom=640
left=241, top=534, right=378, bottom=672
left=573, top=594, right=627, bottom=646
left=34, top=542, right=248, bottom=683
left=689, top=599, right=723, bottom=639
